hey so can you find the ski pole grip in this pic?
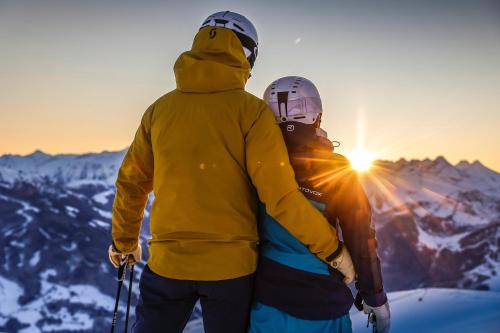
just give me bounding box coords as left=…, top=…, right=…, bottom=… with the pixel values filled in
left=117, top=255, right=129, bottom=281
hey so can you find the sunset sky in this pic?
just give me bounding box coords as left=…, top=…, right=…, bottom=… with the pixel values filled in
left=1, top=0, right=499, bottom=170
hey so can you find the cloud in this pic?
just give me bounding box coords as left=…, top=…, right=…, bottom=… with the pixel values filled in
left=294, top=37, right=302, bottom=45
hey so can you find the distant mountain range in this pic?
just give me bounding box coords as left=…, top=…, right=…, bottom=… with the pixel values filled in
left=0, top=150, right=498, bottom=332
left=0, top=150, right=125, bottom=187
left=366, top=157, right=500, bottom=291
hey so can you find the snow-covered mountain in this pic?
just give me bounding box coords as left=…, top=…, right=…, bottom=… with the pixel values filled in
left=365, top=157, right=500, bottom=291
left=0, top=150, right=124, bottom=187
left=0, top=150, right=499, bottom=332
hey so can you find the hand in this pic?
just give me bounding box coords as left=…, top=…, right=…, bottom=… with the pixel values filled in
left=108, top=243, right=142, bottom=268
left=330, top=245, right=355, bottom=284
left=364, top=301, right=391, bottom=333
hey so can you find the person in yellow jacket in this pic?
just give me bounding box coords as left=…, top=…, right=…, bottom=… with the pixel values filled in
left=107, top=11, right=355, bottom=333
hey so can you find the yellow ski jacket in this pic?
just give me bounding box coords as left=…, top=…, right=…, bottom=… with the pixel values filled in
left=112, top=27, right=340, bottom=280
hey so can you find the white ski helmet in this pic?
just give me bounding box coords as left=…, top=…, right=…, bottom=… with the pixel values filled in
left=263, top=76, right=323, bottom=125
left=200, top=11, right=259, bottom=68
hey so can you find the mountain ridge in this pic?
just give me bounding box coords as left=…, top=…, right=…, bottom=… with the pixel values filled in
left=1, top=149, right=497, bottom=172
left=0, top=149, right=498, bottom=332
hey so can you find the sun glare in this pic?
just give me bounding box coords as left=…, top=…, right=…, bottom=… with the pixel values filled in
left=348, top=149, right=374, bottom=172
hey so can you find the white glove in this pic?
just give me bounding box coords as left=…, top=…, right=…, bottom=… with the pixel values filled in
left=330, top=245, right=355, bottom=284
left=364, top=301, right=391, bottom=333
left=108, top=243, right=142, bottom=268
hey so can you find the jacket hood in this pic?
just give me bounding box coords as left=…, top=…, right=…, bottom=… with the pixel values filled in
left=174, top=27, right=251, bottom=93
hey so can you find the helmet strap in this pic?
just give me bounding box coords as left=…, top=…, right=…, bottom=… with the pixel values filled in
left=314, top=114, right=322, bottom=128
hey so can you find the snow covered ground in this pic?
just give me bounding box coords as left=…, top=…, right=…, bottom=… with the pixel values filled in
left=0, top=271, right=117, bottom=333
left=351, top=288, right=500, bottom=333
left=183, top=288, right=500, bottom=333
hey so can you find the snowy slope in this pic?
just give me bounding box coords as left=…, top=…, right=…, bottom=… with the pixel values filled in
left=0, top=273, right=117, bottom=333
left=183, top=289, right=500, bottom=333
left=350, top=288, right=500, bottom=333
left=0, top=180, right=148, bottom=333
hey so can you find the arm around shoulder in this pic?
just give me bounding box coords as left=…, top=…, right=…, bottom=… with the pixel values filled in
left=244, top=104, right=341, bottom=263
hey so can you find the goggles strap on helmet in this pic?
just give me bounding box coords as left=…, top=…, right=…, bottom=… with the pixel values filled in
left=277, top=91, right=289, bottom=118
left=200, top=11, right=259, bottom=69
left=232, top=30, right=258, bottom=68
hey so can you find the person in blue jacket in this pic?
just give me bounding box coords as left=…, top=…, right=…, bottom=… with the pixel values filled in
left=248, top=76, right=391, bottom=333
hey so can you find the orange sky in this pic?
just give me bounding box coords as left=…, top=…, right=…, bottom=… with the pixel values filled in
left=1, top=0, right=499, bottom=171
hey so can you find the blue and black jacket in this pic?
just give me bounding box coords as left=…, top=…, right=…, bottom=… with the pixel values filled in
left=254, top=122, right=387, bottom=320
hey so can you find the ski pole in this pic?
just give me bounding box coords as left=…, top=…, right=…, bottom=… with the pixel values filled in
left=124, top=264, right=135, bottom=333
left=368, top=312, right=377, bottom=333
left=355, top=292, right=377, bottom=333
left=110, top=255, right=129, bottom=333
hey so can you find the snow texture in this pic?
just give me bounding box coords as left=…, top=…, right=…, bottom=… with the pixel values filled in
left=351, top=288, right=500, bottom=333
left=183, top=289, right=500, bottom=333
left=1, top=151, right=499, bottom=332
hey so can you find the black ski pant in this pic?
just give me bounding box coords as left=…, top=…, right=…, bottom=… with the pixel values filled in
left=132, top=265, right=255, bottom=333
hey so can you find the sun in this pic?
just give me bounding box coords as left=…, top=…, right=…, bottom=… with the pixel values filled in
left=348, top=149, right=374, bottom=172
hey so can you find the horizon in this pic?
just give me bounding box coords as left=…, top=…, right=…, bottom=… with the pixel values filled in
left=1, top=0, right=499, bottom=170
left=2, top=147, right=498, bottom=173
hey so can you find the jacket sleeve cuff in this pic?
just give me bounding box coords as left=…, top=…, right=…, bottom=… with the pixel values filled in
left=112, top=239, right=138, bottom=253
left=325, top=241, right=344, bottom=263
left=362, top=289, right=388, bottom=307
left=111, top=241, right=122, bottom=253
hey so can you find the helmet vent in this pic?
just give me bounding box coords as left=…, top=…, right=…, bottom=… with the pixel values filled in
left=214, top=18, right=229, bottom=26
left=233, top=23, right=244, bottom=32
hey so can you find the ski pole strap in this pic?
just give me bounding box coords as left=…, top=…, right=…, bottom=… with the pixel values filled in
left=117, top=255, right=129, bottom=282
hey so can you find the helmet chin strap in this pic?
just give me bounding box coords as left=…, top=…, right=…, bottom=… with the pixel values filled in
left=313, top=115, right=322, bottom=128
